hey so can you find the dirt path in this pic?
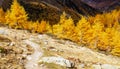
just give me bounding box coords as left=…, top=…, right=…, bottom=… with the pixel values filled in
left=24, top=40, right=43, bottom=69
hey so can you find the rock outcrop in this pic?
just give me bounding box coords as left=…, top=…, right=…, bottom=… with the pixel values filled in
left=81, top=0, right=120, bottom=10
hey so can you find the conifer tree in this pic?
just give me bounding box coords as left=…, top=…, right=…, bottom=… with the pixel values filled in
left=5, top=0, right=28, bottom=28
left=0, top=8, right=6, bottom=23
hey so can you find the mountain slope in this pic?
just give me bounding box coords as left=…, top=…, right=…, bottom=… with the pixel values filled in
left=0, top=0, right=119, bottom=23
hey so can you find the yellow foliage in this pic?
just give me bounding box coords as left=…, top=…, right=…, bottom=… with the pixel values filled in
left=75, top=17, right=92, bottom=44
left=111, top=47, right=120, bottom=57
left=0, top=0, right=120, bottom=56
left=88, top=10, right=120, bottom=28
left=46, top=22, right=52, bottom=33
left=52, top=10, right=120, bottom=56
left=0, top=8, right=6, bottom=23
left=53, top=13, right=76, bottom=40
left=37, top=20, right=47, bottom=33
left=31, top=20, right=48, bottom=33
left=5, top=0, right=28, bottom=28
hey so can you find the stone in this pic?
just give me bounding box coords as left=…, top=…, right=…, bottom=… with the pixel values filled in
left=78, top=64, right=85, bottom=68
left=92, top=64, right=101, bottom=69
left=101, top=64, right=120, bottom=69
left=0, top=28, right=5, bottom=35
left=39, top=56, right=75, bottom=68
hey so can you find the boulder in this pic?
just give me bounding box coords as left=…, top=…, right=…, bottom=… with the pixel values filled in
left=39, top=56, right=75, bottom=68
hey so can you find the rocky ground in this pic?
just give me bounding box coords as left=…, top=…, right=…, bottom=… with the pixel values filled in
left=0, top=26, right=120, bottom=69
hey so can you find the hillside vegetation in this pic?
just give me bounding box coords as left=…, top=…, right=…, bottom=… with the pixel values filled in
left=0, top=0, right=120, bottom=56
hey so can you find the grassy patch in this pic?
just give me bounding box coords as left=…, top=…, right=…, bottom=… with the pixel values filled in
left=42, top=62, right=66, bottom=69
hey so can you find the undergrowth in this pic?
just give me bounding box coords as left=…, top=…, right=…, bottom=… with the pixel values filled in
left=0, top=0, right=120, bottom=56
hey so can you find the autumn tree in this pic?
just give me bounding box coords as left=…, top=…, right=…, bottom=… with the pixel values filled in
left=5, top=0, right=28, bottom=29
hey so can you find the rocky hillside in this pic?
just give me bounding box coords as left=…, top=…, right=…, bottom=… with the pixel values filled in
left=0, top=26, right=120, bottom=69
left=0, top=0, right=120, bottom=23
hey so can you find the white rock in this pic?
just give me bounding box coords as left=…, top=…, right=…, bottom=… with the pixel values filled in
left=39, top=56, right=74, bottom=68
left=38, top=35, right=43, bottom=39
left=78, top=64, right=85, bottom=68
left=0, top=29, right=5, bottom=34
left=9, top=42, right=15, bottom=46
left=101, top=64, right=120, bottom=69
left=22, top=54, right=27, bottom=57
left=92, top=65, right=101, bottom=69
left=26, top=56, right=32, bottom=60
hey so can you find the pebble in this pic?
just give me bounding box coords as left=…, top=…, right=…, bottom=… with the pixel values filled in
left=22, top=54, right=27, bottom=57
left=9, top=42, right=15, bottom=46
left=26, top=56, right=32, bottom=60
left=0, top=29, right=5, bottom=34
left=79, top=64, right=85, bottom=68
left=92, top=64, right=101, bottom=69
